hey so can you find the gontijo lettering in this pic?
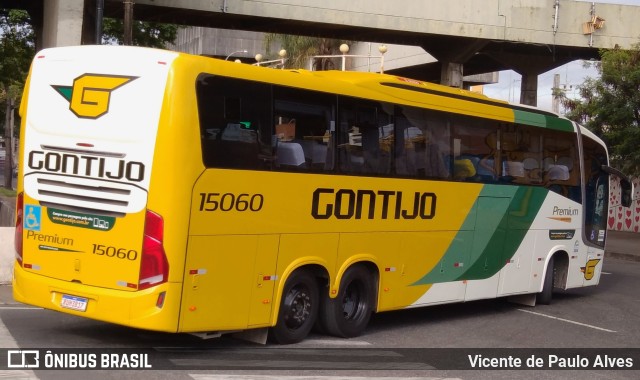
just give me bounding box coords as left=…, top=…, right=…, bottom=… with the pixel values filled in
left=28, top=150, right=145, bottom=182
left=312, top=188, right=436, bottom=220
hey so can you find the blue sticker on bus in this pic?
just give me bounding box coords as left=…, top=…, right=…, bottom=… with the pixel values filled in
left=24, top=205, right=42, bottom=232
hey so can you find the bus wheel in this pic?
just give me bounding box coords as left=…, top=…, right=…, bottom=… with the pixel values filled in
left=537, top=256, right=555, bottom=305
left=319, top=265, right=375, bottom=338
left=269, top=270, right=319, bottom=344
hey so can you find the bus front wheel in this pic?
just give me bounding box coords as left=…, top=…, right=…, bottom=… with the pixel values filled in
left=537, top=256, right=555, bottom=305
left=319, top=265, right=375, bottom=338
left=269, top=270, right=319, bottom=344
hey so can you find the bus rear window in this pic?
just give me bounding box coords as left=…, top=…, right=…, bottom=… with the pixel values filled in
left=196, top=74, right=336, bottom=172
left=196, top=74, right=273, bottom=170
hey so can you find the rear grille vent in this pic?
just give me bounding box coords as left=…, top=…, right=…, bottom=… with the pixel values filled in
left=38, top=178, right=131, bottom=195
left=25, top=173, right=147, bottom=214
left=38, top=189, right=129, bottom=207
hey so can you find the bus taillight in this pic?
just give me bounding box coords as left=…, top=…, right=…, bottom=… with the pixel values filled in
left=138, top=210, right=169, bottom=290
left=14, top=192, right=24, bottom=267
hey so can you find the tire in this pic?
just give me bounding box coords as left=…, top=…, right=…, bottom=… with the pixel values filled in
left=269, top=270, right=319, bottom=344
left=537, top=256, right=555, bottom=305
left=319, top=265, right=376, bottom=338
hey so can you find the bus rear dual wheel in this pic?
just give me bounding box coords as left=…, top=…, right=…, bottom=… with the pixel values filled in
left=269, top=265, right=375, bottom=344
left=317, top=265, right=375, bottom=338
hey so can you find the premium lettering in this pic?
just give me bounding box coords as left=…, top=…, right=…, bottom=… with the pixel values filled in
left=552, top=205, right=578, bottom=216
left=312, top=188, right=436, bottom=220
left=26, top=230, right=74, bottom=246
left=28, top=150, right=145, bottom=182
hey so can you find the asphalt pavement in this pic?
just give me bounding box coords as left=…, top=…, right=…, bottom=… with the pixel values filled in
left=605, top=229, right=640, bottom=262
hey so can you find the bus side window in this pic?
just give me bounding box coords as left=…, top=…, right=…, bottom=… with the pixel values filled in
left=453, top=120, right=497, bottom=182
left=393, top=106, right=450, bottom=179
left=273, top=86, right=334, bottom=172
left=333, top=97, right=393, bottom=176
left=421, top=117, right=451, bottom=179
left=517, top=127, right=543, bottom=185
left=542, top=130, right=580, bottom=201
left=337, top=99, right=390, bottom=175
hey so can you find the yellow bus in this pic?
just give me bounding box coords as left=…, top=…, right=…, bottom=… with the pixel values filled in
left=13, top=45, right=632, bottom=344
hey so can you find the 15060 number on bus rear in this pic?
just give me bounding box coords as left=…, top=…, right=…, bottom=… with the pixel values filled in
left=92, top=244, right=138, bottom=261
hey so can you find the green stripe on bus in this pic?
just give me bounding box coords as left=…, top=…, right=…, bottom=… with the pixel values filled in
left=413, top=186, right=548, bottom=285
left=460, top=186, right=547, bottom=280
left=513, top=109, right=574, bottom=132
left=544, top=115, right=575, bottom=132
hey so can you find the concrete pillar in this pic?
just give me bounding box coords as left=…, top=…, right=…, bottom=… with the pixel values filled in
left=422, top=39, right=487, bottom=89
left=484, top=49, right=579, bottom=107
left=519, top=72, right=538, bottom=107
left=81, top=0, right=99, bottom=45
left=552, top=73, right=561, bottom=113
left=440, top=61, right=464, bottom=88
left=42, top=0, right=85, bottom=48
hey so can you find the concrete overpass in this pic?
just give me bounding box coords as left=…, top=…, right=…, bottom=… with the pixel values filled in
left=7, top=0, right=640, bottom=105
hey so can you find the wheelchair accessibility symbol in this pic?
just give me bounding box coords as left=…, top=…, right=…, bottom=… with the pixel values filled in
left=24, top=205, right=42, bottom=231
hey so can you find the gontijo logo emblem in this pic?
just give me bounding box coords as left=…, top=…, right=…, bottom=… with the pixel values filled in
left=52, top=74, right=138, bottom=119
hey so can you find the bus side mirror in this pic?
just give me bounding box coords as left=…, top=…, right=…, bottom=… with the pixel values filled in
left=601, top=165, right=633, bottom=208
left=620, top=178, right=633, bottom=208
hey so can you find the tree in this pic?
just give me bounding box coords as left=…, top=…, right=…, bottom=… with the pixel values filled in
left=0, top=9, right=35, bottom=133
left=1, top=9, right=35, bottom=189
left=558, top=44, right=640, bottom=176
left=265, top=34, right=348, bottom=70
left=102, top=18, right=177, bottom=48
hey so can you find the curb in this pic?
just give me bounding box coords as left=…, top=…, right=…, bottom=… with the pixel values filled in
left=0, top=228, right=15, bottom=284
left=0, top=195, right=16, bottom=227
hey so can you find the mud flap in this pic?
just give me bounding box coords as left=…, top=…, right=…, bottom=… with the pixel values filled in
left=507, top=293, right=537, bottom=306
left=231, top=328, right=269, bottom=345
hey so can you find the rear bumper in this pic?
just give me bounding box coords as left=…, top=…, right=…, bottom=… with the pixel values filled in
left=12, top=264, right=182, bottom=333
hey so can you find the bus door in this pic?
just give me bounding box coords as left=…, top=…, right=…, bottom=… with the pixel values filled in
left=582, top=135, right=610, bottom=286
left=464, top=195, right=509, bottom=301
left=583, top=174, right=608, bottom=286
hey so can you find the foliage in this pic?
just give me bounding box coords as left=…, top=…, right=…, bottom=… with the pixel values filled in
left=0, top=186, right=16, bottom=197
left=0, top=8, right=177, bottom=129
left=558, top=45, right=640, bottom=176
left=264, top=34, right=348, bottom=70
left=102, top=18, right=177, bottom=48
left=0, top=9, right=35, bottom=135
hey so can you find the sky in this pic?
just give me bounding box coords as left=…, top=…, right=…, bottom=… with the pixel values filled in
left=482, top=61, right=599, bottom=113
left=483, top=0, right=640, bottom=113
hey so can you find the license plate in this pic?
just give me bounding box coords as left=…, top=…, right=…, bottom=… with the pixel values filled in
left=61, top=294, right=88, bottom=312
